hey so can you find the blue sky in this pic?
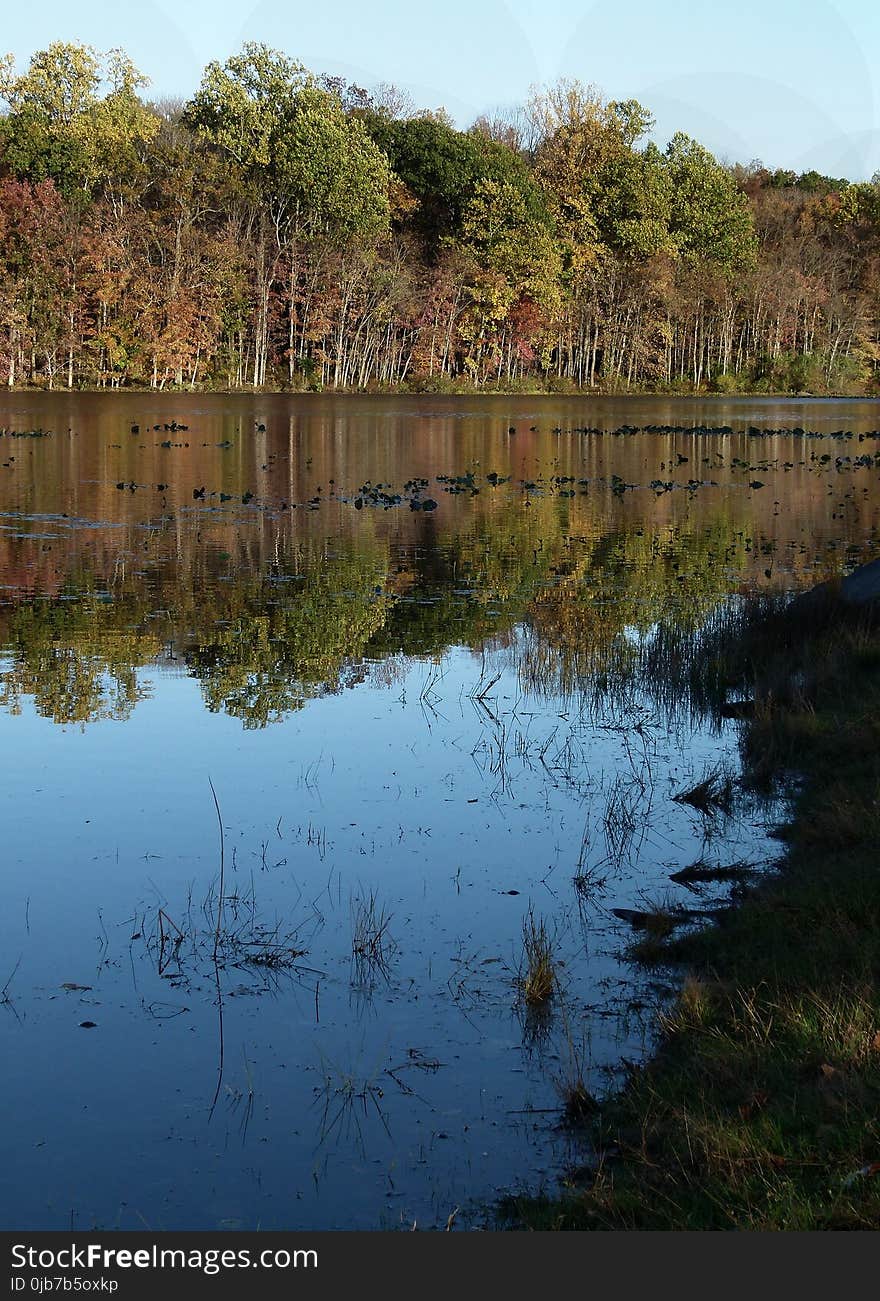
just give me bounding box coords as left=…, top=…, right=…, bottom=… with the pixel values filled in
left=4, top=0, right=880, bottom=179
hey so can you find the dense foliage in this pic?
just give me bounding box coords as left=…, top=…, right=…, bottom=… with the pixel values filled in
left=1, top=42, right=879, bottom=394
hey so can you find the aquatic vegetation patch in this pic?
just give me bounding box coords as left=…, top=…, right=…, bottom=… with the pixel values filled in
left=518, top=907, right=557, bottom=1008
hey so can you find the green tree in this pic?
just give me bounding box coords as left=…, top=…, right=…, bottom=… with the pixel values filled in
left=360, top=110, right=544, bottom=247
left=184, top=43, right=392, bottom=384
left=459, top=177, right=562, bottom=378
left=0, top=43, right=157, bottom=197
left=663, top=133, right=757, bottom=272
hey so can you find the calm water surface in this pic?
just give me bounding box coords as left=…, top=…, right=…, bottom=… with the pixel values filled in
left=1, top=393, right=878, bottom=1229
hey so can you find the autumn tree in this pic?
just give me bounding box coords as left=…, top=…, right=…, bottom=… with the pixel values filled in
left=184, top=43, right=391, bottom=384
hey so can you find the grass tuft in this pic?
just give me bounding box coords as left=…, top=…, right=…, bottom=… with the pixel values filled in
left=519, top=907, right=556, bottom=1007
left=351, top=889, right=396, bottom=983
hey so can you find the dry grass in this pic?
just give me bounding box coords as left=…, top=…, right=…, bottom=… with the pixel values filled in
left=518, top=907, right=556, bottom=1007
left=554, top=1032, right=599, bottom=1126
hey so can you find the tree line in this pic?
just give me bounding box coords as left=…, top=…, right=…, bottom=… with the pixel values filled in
left=1, top=41, right=878, bottom=394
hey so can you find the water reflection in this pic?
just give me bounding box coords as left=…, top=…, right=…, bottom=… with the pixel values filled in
left=1, top=517, right=745, bottom=728
left=0, top=395, right=877, bottom=1229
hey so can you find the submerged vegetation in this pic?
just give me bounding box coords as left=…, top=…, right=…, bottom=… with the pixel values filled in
left=351, top=889, right=396, bottom=985
left=505, top=596, right=880, bottom=1229
left=1, top=42, right=879, bottom=393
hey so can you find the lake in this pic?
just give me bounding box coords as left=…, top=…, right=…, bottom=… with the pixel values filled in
left=1, top=392, right=878, bottom=1230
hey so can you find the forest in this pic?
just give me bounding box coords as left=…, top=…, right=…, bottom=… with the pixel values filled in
left=1, top=40, right=879, bottom=395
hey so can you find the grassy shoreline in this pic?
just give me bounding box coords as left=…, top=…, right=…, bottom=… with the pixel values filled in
left=505, top=596, right=880, bottom=1229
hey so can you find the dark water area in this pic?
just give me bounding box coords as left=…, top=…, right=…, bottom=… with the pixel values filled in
left=0, top=393, right=877, bottom=1229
